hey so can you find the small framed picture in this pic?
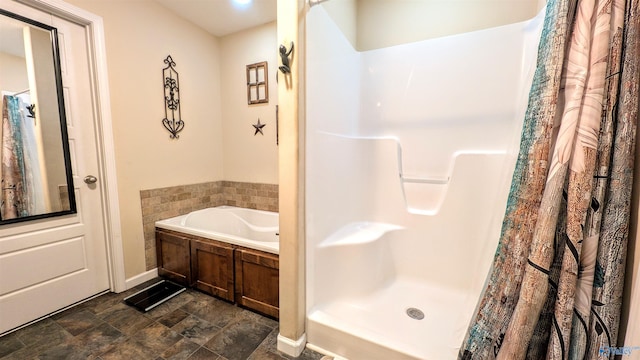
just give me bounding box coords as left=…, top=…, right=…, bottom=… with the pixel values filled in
left=246, top=61, right=268, bottom=105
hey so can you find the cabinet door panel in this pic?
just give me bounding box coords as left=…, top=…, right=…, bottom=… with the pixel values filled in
left=235, top=248, right=279, bottom=318
left=191, top=239, right=234, bottom=302
left=156, top=229, right=191, bottom=286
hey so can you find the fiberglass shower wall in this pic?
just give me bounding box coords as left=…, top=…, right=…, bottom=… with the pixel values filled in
left=305, top=5, right=544, bottom=358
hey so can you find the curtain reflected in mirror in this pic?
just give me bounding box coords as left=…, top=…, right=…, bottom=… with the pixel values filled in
left=0, top=9, right=75, bottom=224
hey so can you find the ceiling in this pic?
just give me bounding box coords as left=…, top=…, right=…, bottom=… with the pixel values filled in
left=154, top=0, right=277, bottom=37
left=1, top=0, right=277, bottom=59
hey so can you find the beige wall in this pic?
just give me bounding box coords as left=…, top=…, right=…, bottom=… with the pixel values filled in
left=321, top=0, right=357, bottom=47
left=357, top=0, right=540, bottom=50
left=277, top=0, right=306, bottom=351
left=26, top=26, right=65, bottom=212
left=66, top=0, right=224, bottom=278
left=0, top=52, right=28, bottom=92
left=321, top=0, right=541, bottom=51
left=220, top=22, right=279, bottom=184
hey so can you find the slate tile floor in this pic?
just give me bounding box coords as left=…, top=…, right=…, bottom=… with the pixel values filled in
left=0, top=279, right=324, bottom=360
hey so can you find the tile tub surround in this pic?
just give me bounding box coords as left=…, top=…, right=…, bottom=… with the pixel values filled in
left=220, top=181, right=279, bottom=213
left=141, top=181, right=279, bottom=270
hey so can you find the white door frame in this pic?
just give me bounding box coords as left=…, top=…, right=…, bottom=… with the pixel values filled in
left=14, top=0, right=126, bottom=292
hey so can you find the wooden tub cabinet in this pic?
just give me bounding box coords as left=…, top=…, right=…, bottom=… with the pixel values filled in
left=155, top=228, right=279, bottom=318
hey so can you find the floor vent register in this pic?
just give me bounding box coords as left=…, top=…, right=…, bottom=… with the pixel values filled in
left=124, top=280, right=186, bottom=312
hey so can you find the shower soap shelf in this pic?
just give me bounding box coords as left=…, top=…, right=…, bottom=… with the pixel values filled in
left=318, top=222, right=404, bottom=248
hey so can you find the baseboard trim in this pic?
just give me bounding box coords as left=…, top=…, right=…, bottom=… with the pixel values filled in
left=125, top=268, right=159, bottom=290
left=277, top=333, right=307, bottom=357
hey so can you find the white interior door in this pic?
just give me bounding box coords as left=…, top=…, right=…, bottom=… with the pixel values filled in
left=0, top=1, right=109, bottom=334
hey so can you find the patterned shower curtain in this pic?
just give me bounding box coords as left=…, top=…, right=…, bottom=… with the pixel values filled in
left=1, top=94, right=43, bottom=220
left=459, top=0, right=639, bottom=359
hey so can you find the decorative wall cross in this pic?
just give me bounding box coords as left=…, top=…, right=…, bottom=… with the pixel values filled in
left=162, top=55, right=184, bottom=139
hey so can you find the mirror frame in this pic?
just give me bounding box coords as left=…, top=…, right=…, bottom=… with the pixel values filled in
left=0, top=8, right=76, bottom=225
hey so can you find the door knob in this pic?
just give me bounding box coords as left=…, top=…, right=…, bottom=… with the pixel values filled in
left=84, top=175, right=98, bottom=184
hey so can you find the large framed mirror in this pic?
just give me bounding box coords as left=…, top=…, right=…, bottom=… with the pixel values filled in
left=0, top=9, right=75, bottom=224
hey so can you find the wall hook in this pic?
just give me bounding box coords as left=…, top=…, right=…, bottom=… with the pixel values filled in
left=26, top=104, right=36, bottom=119
left=278, top=42, right=294, bottom=74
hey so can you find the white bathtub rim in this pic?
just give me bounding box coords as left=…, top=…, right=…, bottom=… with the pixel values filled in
left=183, top=206, right=279, bottom=232
left=155, top=207, right=279, bottom=255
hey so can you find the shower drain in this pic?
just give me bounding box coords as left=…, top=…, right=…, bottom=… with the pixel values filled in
left=406, top=307, right=425, bottom=320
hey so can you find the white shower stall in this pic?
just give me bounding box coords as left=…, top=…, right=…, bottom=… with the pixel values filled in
left=304, top=4, right=545, bottom=359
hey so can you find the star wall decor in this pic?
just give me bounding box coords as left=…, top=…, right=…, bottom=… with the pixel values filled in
left=253, top=118, right=266, bottom=135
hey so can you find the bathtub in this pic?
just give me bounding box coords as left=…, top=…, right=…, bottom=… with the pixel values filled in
left=154, top=206, right=279, bottom=254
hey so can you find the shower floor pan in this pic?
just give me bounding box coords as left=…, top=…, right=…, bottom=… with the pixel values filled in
left=307, top=278, right=476, bottom=360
